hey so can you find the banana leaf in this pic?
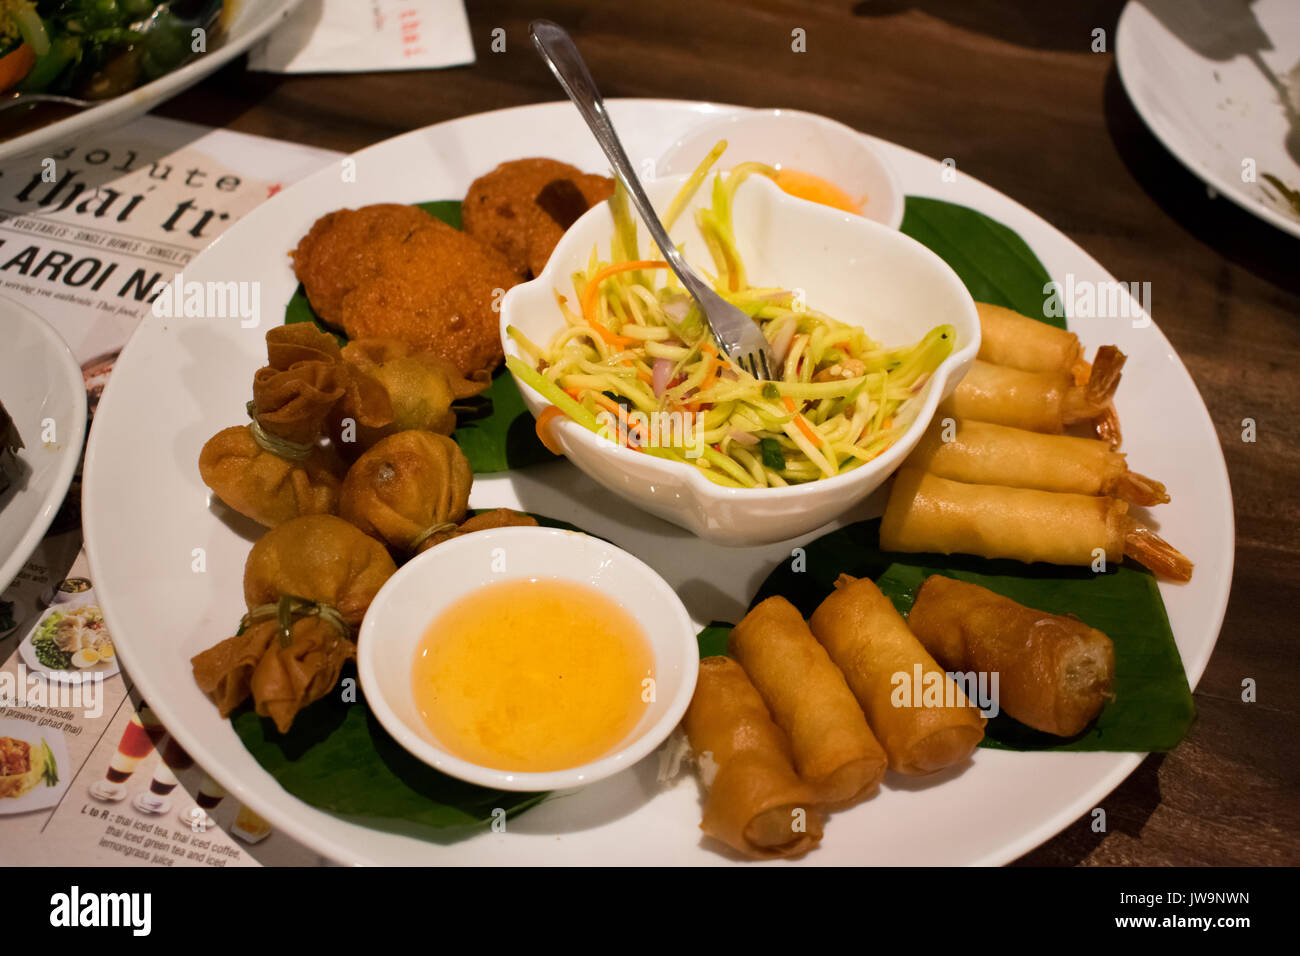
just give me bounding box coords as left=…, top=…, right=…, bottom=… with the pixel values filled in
left=735, top=518, right=1195, bottom=752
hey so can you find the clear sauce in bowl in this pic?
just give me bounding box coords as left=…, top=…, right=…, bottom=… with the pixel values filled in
left=412, top=578, right=655, bottom=773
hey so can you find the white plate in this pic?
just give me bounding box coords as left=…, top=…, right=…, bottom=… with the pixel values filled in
left=82, top=100, right=1234, bottom=866
left=1116, top=0, right=1300, bottom=238
left=18, top=600, right=120, bottom=682
left=0, top=0, right=303, bottom=163
left=0, top=718, right=70, bottom=815
left=0, top=297, right=86, bottom=595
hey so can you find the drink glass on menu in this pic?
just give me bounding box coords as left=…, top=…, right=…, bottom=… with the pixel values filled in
left=135, top=736, right=194, bottom=815
left=180, top=773, right=226, bottom=831
left=88, top=711, right=156, bottom=802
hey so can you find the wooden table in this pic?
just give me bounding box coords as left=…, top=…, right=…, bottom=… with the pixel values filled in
left=157, top=0, right=1299, bottom=865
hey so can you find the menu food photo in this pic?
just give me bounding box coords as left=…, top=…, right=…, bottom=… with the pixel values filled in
left=0, top=0, right=1292, bottom=936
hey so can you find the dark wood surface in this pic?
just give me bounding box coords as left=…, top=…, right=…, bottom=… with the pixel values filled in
left=156, top=0, right=1299, bottom=865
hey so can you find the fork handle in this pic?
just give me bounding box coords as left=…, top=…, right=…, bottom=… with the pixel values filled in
left=529, top=20, right=716, bottom=307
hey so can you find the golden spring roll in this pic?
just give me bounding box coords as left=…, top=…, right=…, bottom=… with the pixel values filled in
left=808, top=576, right=985, bottom=775
left=942, top=348, right=1124, bottom=434
left=906, top=417, right=1169, bottom=505
left=908, top=576, right=1115, bottom=737
left=880, top=468, right=1194, bottom=581
left=684, top=657, right=823, bottom=859
left=729, top=597, right=887, bottom=804
left=976, top=302, right=1083, bottom=375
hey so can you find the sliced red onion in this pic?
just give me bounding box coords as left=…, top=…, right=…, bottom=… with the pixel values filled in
left=652, top=357, right=673, bottom=397
left=728, top=429, right=759, bottom=446
left=769, top=322, right=796, bottom=368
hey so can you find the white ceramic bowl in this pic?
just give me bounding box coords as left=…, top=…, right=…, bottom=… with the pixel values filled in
left=357, top=526, right=699, bottom=792
left=500, top=173, right=979, bottom=546
left=657, top=107, right=906, bottom=229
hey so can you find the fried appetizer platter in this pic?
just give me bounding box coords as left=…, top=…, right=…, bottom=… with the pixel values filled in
left=908, top=576, right=1115, bottom=737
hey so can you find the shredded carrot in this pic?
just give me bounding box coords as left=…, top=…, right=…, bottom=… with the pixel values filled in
left=585, top=261, right=676, bottom=325
left=534, top=406, right=566, bottom=455
left=782, top=395, right=824, bottom=447
left=563, top=386, right=583, bottom=401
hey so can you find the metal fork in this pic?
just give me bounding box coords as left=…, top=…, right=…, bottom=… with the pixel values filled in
left=530, top=19, right=773, bottom=380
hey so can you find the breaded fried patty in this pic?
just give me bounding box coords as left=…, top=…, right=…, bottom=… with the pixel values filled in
left=462, top=158, right=614, bottom=278
left=292, top=204, right=434, bottom=324
left=339, top=220, right=518, bottom=377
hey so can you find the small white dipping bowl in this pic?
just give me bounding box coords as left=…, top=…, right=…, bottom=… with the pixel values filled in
left=357, top=526, right=699, bottom=793
left=657, top=108, right=905, bottom=229
left=500, top=172, right=979, bottom=546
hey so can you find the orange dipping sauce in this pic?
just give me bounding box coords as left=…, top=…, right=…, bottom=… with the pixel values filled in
left=767, top=168, right=863, bottom=214
left=412, top=578, right=654, bottom=773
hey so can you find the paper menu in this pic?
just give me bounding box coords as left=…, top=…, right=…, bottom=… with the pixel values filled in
left=248, top=0, right=476, bottom=74
left=0, top=115, right=342, bottom=866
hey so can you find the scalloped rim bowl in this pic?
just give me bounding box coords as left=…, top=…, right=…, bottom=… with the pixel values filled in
left=501, top=172, right=979, bottom=546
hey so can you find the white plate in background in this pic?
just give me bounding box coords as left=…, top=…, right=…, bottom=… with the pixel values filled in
left=0, top=0, right=303, bottom=163
left=0, top=297, right=86, bottom=595
left=1116, top=0, right=1300, bottom=237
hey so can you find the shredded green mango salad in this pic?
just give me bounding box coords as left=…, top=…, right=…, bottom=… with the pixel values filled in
left=506, top=142, right=954, bottom=488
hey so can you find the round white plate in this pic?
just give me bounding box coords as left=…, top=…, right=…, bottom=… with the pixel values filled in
left=0, top=0, right=303, bottom=163
left=18, top=599, right=120, bottom=683
left=82, top=100, right=1234, bottom=866
left=0, top=296, right=86, bottom=596
left=0, top=718, right=70, bottom=815
left=1116, top=0, right=1300, bottom=238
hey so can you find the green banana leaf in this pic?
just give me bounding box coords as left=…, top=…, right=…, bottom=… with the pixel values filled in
left=231, top=511, right=591, bottom=831
left=901, top=196, right=1063, bottom=328
left=734, top=518, right=1195, bottom=752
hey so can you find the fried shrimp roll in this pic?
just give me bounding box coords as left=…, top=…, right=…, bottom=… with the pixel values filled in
left=880, top=468, right=1193, bottom=581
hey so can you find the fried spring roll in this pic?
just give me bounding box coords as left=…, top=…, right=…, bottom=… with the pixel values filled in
left=908, top=576, right=1115, bottom=736
left=880, top=468, right=1194, bottom=581
left=808, top=576, right=985, bottom=775
left=976, top=302, right=1084, bottom=377
left=906, top=417, right=1169, bottom=505
left=684, top=657, right=823, bottom=859
left=729, top=597, right=887, bottom=804
left=942, top=348, right=1124, bottom=434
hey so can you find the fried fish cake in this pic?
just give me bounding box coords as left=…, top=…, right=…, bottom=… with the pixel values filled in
left=339, top=220, right=518, bottom=377
left=462, top=158, right=614, bottom=278
left=291, top=204, right=434, bottom=325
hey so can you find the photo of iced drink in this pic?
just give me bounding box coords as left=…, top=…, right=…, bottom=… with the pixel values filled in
left=160, top=734, right=193, bottom=771
left=180, top=772, right=227, bottom=830
left=138, top=702, right=167, bottom=748
left=89, top=712, right=156, bottom=802
left=134, top=760, right=179, bottom=815
left=231, top=803, right=272, bottom=844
